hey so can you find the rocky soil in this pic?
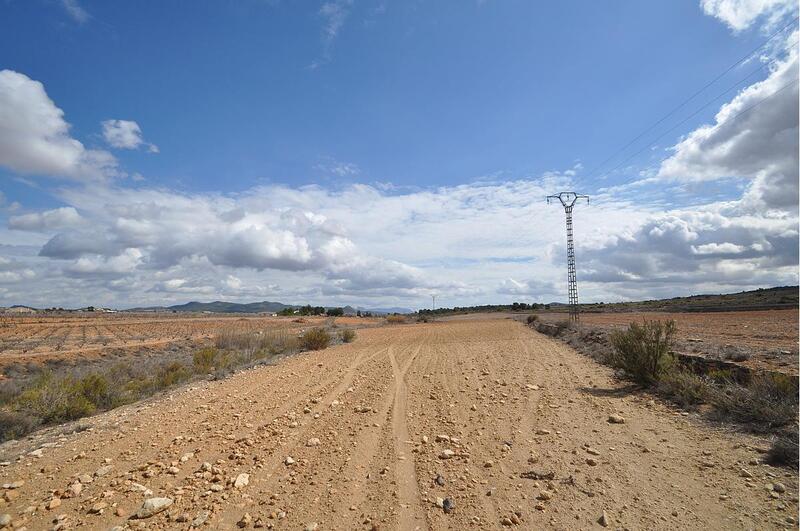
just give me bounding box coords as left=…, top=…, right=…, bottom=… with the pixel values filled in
left=0, top=318, right=796, bottom=530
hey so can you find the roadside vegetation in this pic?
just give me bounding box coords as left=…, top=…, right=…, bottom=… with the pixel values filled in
left=536, top=318, right=799, bottom=467
left=0, top=325, right=356, bottom=443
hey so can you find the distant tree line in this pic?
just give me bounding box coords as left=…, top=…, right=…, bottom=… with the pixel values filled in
left=418, top=302, right=549, bottom=315
left=277, top=305, right=347, bottom=317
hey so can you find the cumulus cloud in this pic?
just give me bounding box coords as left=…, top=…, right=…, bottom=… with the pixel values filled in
left=102, top=120, right=159, bottom=152
left=592, top=0, right=800, bottom=297
left=580, top=206, right=798, bottom=290
left=700, top=0, right=796, bottom=31
left=20, top=184, right=457, bottom=302
left=657, top=38, right=798, bottom=209
left=0, top=70, right=116, bottom=181
left=65, top=248, right=143, bottom=278
left=8, top=207, right=83, bottom=232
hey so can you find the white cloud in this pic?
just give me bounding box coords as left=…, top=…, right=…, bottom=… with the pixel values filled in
left=309, top=0, right=354, bottom=68
left=700, top=0, right=796, bottom=31
left=0, top=70, right=116, bottom=181
left=497, top=278, right=557, bottom=297
left=65, top=248, right=143, bottom=277
left=0, top=172, right=795, bottom=308
left=60, top=0, right=90, bottom=24
left=315, top=159, right=360, bottom=176
left=320, top=0, right=353, bottom=41
left=657, top=38, right=798, bottom=210
left=8, top=207, right=83, bottom=232
left=101, top=120, right=159, bottom=153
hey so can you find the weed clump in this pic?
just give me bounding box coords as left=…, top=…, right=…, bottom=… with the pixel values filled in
left=709, top=373, right=798, bottom=429
left=300, top=328, right=331, bottom=350
left=767, top=430, right=799, bottom=467
left=609, top=320, right=676, bottom=386
left=193, top=347, right=220, bottom=374
left=386, top=315, right=406, bottom=324
left=338, top=329, right=356, bottom=343
left=526, top=315, right=539, bottom=325
left=656, top=369, right=710, bottom=409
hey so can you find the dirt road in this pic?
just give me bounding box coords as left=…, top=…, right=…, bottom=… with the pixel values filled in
left=0, top=319, right=796, bottom=530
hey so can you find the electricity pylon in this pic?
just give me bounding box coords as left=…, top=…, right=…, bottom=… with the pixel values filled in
left=547, top=192, right=589, bottom=321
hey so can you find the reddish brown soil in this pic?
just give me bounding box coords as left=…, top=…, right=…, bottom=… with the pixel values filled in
left=538, top=309, right=799, bottom=375
left=0, top=318, right=795, bottom=530
left=0, top=313, right=373, bottom=371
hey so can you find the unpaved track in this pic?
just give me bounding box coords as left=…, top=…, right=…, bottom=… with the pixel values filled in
left=0, top=319, right=796, bottom=530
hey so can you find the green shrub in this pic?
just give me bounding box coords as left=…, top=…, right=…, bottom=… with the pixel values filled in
left=339, top=329, right=356, bottom=343
left=300, top=328, right=331, bottom=350
left=193, top=347, right=219, bottom=373
left=76, top=372, right=114, bottom=409
left=15, top=372, right=96, bottom=423
left=609, top=320, right=676, bottom=386
left=656, top=370, right=710, bottom=409
left=155, top=362, right=191, bottom=389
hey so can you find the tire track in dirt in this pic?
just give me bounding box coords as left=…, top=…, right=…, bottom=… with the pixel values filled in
left=389, top=340, right=427, bottom=530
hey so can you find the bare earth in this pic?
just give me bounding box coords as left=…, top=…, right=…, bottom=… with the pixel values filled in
left=0, top=318, right=796, bottom=530
left=537, top=310, right=799, bottom=375
left=0, top=314, right=371, bottom=372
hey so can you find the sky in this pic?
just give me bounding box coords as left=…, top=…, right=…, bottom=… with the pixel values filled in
left=0, top=0, right=797, bottom=310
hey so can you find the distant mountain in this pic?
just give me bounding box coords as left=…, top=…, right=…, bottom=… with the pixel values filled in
left=130, top=300, right=291, bottom=313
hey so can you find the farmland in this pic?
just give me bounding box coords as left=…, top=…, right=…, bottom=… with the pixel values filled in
left=535, top=309, right=798, bottom=375
left=0, top=313, right=368, bottom=374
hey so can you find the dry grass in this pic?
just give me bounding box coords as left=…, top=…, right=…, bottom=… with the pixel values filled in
left=385, top=315, right=406, bottom=324
left=338, top=329, right=356, bottom=343
left=0, top=324, right=330, bottom=442
left=300, top=328, right=331, bottom=350
left=709, top=373, right=798, bottom=430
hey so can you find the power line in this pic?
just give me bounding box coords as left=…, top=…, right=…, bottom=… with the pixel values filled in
left=597, top=75, right=799, bottom=181
left=582, top=16, right=798, bottom=181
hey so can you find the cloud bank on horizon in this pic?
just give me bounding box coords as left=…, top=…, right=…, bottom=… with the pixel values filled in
left=0, top=0, right=797, bottom=309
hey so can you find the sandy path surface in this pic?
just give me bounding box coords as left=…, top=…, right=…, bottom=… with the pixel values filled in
left=0, top=319, right=796, bottom=530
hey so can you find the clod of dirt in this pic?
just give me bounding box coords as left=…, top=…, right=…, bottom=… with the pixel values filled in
left=608, top=415, right=626, bottom=424
left=442, top=497, right=455, bottom=514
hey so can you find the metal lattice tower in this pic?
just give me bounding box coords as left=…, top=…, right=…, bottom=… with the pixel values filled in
left=547, top=192, right=589, bottom=321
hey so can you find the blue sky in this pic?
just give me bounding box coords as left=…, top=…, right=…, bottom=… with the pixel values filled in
left=0, top=0, right=797, bottom=309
